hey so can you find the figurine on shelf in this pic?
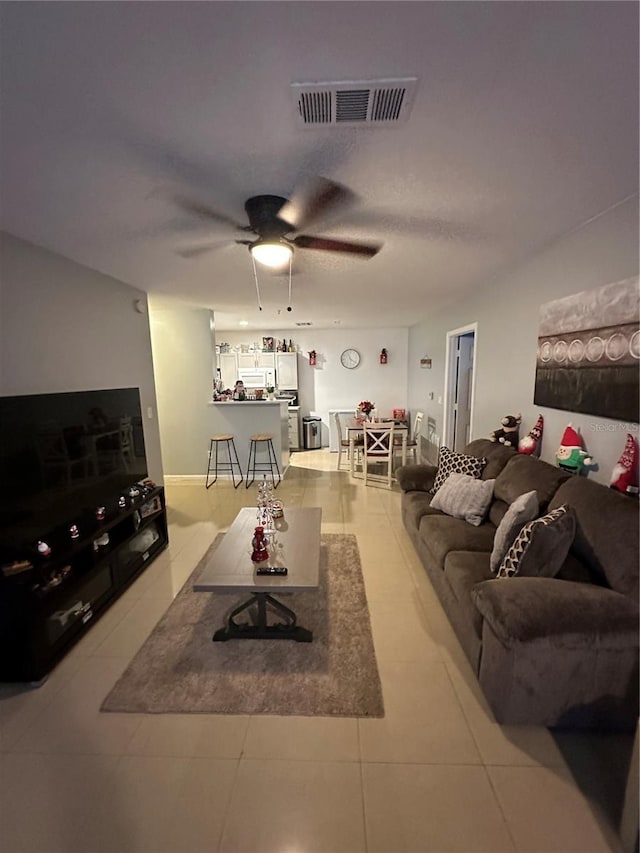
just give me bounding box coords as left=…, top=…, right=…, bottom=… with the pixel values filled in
left=95, top=506, right=106, bottom=521
left=118, top=496, right=127, bottom=509
left=37, top=540, right=52, bottom=556
left=69, top=524, right=80, bottom=540
left=251, top=526, right=269, bottom=562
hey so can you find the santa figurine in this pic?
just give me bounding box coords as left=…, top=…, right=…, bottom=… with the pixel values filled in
left=518, top=414, right=544, bottom=456
left=610, top=433, right=639, bottom=496
left=556, top=424, right=594, bottom=474
left=251, top=526, right=269, bottom=562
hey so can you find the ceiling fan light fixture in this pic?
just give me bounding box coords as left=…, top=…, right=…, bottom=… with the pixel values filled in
left=250, top=240, right=293, bottom=268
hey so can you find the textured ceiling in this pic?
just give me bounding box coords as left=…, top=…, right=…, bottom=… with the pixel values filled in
left=0, top=2, right=637, bottom=331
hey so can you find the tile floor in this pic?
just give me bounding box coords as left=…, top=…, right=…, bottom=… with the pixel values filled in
left=0, top=449, right=635, bottom=853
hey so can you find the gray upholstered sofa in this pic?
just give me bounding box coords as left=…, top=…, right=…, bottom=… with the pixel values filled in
left=397, top=439, right=639, bottom=730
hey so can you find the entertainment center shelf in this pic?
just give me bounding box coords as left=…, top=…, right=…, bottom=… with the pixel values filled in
left=0, top=486, right=168, bottom=683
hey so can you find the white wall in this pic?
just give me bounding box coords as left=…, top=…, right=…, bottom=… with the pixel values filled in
left=220, top=327, right=409, bottom=445
left=0, top=231, right=164, bottom=482
left=148, top=298, right=215, bottom=476
left=407, top=196, right=640, bottom=485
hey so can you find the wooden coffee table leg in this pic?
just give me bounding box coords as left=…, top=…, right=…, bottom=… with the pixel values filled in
left=212, top=593, right=313, bottom=642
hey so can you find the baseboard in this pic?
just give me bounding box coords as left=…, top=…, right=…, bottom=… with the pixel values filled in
left=164, top=475, right=207, bottom=485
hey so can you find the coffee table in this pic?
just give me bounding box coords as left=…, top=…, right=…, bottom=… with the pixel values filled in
left=193, top=506, right=322, bottom=642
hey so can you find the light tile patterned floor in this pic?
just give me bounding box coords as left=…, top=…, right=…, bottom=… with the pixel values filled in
left=0, top=450, right=634, bottom=852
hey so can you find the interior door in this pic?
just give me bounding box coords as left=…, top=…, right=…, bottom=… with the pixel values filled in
left=453, top=333, right=474, bottom=451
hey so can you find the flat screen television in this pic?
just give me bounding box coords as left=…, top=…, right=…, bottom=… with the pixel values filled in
left=0, top=388, right=148, bottom=550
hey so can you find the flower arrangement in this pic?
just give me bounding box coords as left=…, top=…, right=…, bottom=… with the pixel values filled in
left=358, top=400, right=375, bottom=416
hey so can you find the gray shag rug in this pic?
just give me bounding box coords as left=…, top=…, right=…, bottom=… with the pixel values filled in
left=101, top=533, right=384, bottom=717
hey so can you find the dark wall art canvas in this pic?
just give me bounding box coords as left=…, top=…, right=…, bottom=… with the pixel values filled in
left=534, top=277, right=640, bottom=422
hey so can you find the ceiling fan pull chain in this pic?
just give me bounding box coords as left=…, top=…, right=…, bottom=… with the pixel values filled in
left=251, top=254, right=263, bottom=311
left=287, top=255, right=293, bottom=312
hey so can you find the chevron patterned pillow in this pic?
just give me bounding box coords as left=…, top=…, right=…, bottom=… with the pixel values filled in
left=497, top=505, right=576, bottom=579
left=430, top=446, right=487, bottom=495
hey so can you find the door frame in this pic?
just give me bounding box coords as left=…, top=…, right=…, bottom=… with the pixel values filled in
left=442, top=322, right=478, bottom=450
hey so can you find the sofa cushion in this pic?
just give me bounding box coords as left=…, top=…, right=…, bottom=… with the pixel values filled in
left=401, top=490, right=443, bottom=531
left=444, top=551, right=493, bottom=640
left=497, top=505, right=576, bottom=579
left=430, top=446, right=487, bottom=495
left=430, top=473, right=496, bottom=526
left=488, top=499, right=509, bottom=528
left=465, top=439, right=517, bottom=480
left=490, top=490, right=539, bottom=573
left=494, top=454, right=569, bottom=511
left=418, top=513, right=496, bottom=569
left=549, top=476, right=639, bottom=600
left=396, top=463, right=437, bottom=493
left=472, top=577, right=639, bottom=647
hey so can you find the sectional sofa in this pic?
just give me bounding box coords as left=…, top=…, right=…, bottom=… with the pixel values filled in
left=397, top=439, right=639, bottom=730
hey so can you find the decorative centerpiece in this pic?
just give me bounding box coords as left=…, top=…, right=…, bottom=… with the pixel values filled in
left=266, top=385, right=275, bottom=401
left=256, top=475, right=275, bottom=534
left=251, top=526, right=269, bottom=562
left=358, top=400, right=375, bottom=420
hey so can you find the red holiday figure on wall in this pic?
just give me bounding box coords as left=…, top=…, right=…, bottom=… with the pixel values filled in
left=251, top=526, right=269, bottom=562
left=380, top=348, right=388, bottom=364
left=610, top=433, right=639, bottom=495
left=518, top=414, right=544, bottom=456
left=308, top=350, right=317, bottom=366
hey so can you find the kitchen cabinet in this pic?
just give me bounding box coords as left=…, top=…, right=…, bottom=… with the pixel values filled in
left=276, top=352, right=298, bottom=389
left=219, top=353, right=238, bottom=389
left=237, top=351, right=275, bottom=369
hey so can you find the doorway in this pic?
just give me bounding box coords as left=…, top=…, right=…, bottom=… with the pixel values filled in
left=443, top=324, right=477, bottom=452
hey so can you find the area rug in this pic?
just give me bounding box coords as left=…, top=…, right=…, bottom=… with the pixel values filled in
left=101, top=533, right=384, bottom=717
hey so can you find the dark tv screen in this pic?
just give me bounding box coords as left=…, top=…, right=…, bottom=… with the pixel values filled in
left=0, top=388, right=148, bottom=549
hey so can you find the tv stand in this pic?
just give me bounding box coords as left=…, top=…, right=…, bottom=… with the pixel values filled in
left=0, top=486, right=168, bottom=682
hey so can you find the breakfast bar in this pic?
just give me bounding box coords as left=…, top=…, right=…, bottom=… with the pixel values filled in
left=210, top=400, right=289, bottom=477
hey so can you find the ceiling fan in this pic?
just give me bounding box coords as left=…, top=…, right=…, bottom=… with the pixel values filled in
left=166, top=177, right=382, bottom=266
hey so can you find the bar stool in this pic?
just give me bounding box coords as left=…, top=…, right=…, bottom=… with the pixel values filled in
left=246, top=433, right=281, bottom=489
left=206, top=434, right=243, bottom=489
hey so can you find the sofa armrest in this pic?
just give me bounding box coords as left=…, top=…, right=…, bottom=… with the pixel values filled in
left=396, top=464, right=437, bottom=493
left=471, top=578, right=639, bottom=649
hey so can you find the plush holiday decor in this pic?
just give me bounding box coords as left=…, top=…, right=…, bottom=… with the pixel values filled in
left=610, top=433, right=639, bottom=495
left=489, top=413, right=521, bottom=448
left=518, top=414, right=544, bottom=456
left=555, top=424, right=594, bottom=473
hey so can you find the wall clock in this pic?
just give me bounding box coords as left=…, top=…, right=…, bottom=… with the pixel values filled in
left=340, top=348, right=361, bottom=369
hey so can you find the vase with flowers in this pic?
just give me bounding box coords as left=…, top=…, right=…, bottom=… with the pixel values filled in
left=358, top=400, right=375, bottom=421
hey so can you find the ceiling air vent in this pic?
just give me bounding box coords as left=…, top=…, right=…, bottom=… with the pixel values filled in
left=291, top=78, right=417, bottom=127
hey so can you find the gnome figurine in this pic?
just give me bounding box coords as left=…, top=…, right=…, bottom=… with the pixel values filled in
left=610, top=433, right=639, bottom=495
left=518, top=415, right=544, bottom=456
left=556, top=424, right=594, bottom=474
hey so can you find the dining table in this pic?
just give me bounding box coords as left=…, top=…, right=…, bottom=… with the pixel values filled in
left=345, top=417, right=409, bottom=478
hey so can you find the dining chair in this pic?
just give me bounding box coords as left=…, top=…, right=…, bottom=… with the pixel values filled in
left=334, top=412, right=351, bottom=471
left=404, top=410, right=424, bottom=463
left=362, top=422, right=395, bottom=488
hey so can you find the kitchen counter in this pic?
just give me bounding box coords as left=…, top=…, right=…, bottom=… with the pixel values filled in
left=209, top=400, right=289, bottom=475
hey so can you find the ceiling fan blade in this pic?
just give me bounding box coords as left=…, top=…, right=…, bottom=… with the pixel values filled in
left=292, top=234, right=381, bottom=258
left=278, top=176, right=356, bottom=231
left=150, top=188, right=248, bottom=230
left=175, top=240, right=230, bottom=258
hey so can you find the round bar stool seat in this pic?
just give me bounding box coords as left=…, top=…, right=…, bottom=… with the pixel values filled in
left=246, top=433, right=281, bottom=489
left=206, top=434, right=243, bottom=489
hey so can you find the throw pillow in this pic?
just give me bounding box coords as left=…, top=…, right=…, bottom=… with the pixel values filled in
left=430, top=446, right=487, bottom=495
left=497, top=505, right=576, bottom=578
left=490, top=490, right=539, bottom=573
left=430, top=473, right=496, bottom=526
